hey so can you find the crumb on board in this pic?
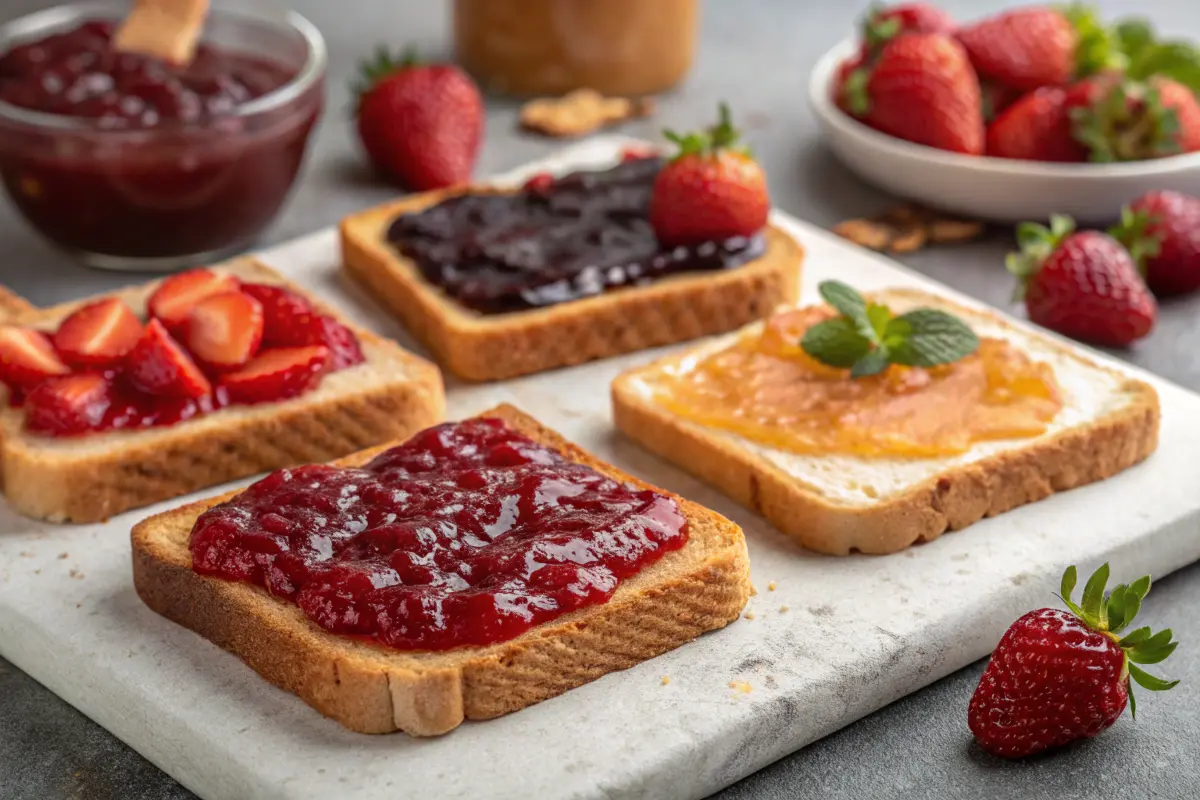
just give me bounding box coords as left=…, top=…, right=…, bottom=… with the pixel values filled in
left=767, top=581, right=777, bottom=591
left=19, top=551, right=32, bottom=558
left=749, top=584, right=758, bottom=596
left=69, top=568, right=84, bottom=580
left=728, top=680, right=753, bottom=694
left=58, top=552, right=68, bottom=559
left=779, top=605, right=790, bottom=613
left=661, top=676, right=671, bottom=686
left=744, top=611, right=756, bottom=620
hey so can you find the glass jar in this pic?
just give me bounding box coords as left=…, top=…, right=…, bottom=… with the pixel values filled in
left=453, top=0, right=698, bottom=97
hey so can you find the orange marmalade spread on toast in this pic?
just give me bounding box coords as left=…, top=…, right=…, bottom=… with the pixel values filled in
left=644, top=307, right=1063, bottom=458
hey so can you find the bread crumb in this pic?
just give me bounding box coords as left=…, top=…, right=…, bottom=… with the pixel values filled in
left=69, top=568, right=84, bottom=580
left=58, top=552, right=68, bottom=559
left=728, top=680, right=753, bottom=694
left=749, top=584, right=758, bottom=596
left=744, top=612, right=756, bottom=620
left=75, top=603, right=82, bottom=609
left=779, top=605, right=790, bottom=613
left=520, top=89, right=655, bottom=137
left=19, top=551, right=32, bottom=558
left=660, top=676, right=671, bottom=686
left=34, top=569, right=41, bottom=575
left=767, top=581, right=776, bottom=591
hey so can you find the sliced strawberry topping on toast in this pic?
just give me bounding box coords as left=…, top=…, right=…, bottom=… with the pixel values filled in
left=239, top=283, right=316, bottom=347
left=299, top=316, right=365, bottom=370
left=185, top=291, right=264, bottom=370
left=147, top=269, right=240, bottom=329
left=0, top=326, right=71, bottom=391
left=220, top=345, right=329, bottom=404
left=25, top=373, right=112, bottom=436
left=53, top=297, right=143, bottom=368
left=127, top=320, right=212, bottom=399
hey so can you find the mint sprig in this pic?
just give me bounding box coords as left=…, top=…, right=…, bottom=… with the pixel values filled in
left=800, top=281, right=980, bottom=378
left=1058, top=563, right=1180, bottom=717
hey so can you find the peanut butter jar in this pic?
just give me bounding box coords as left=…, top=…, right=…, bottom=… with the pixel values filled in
left=453, top=0, right=698, bottom=97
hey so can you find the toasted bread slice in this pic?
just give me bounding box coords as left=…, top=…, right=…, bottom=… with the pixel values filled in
left=612, top=288, right=1161, bottom=556
left=0, top=285, right=36, bottom=320
left=131, top=404, right=751, bottom=736
left=3, top=257, right=445, bottom=523
left=340, top=186, right=803, bottom=382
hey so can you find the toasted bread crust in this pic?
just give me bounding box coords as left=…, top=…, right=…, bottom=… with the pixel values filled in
left=0, top=285, right=36, bottom=320
left=612, top=290, right=1162, bottom=556
left=3, top=259, right=445, bottom=523
left=339, top=188, right=803, bottom=381
left=131, top=405, right=751, bottom=735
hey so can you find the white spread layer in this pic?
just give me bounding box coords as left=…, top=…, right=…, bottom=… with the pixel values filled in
left=623, top=294, right=1132, bottom=507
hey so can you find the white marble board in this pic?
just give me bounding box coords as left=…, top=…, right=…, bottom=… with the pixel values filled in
left=2, top=137, right=1200, bottom=800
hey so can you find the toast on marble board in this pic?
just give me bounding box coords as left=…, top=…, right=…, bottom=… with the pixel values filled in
left=339, top=185, right=803, bottom=382
left=131, top=404, right=752, bottom=736
left=1, top=257, right=445, bottom=523
left=612, top=288, right=1160, bottom=556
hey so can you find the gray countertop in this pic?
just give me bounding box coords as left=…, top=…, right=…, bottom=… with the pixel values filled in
left=1, top=1, right=1199, bottom=798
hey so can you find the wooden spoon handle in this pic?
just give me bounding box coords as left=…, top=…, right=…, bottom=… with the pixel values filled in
left=113, top=0, right=210, bottom=65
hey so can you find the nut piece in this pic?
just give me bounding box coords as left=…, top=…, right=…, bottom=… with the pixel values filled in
left=520, top=89, right=656, bottom=138
left=833, top=204, right=985, bottom=254
left=114, top=0, right=210, bottom=65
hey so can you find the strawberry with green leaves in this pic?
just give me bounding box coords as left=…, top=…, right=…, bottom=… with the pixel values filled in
left=353, top=47, right=483, bottom=191
left=649, top=103, right=769, bottom=247
left=860, top=3, right=955, bottom=58
left=842, top=32, right=984, bottom=155
left=1068, top=75, right=1200, bottom=162
left=1111, top=190, right=1200, bottom=296
left=1007, top=215, right=1156, bottom=347
left=970, top=563, right=1179, bottom=759
left=800, top=280, right=979, bottom=378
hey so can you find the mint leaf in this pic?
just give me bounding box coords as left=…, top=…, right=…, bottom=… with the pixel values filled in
left=800, top=317, right=871, bottom=368
left=1117, top=18, right=1156, bottom=63
left=1128, top=40, right=1200, bottom=92
left=819, top=281, right=869, bottom=328
left=885, top=309, right=980, bottom=367
left=850, top=347, right=890, bottom=378
left=866, top=303, right=891, bottom=340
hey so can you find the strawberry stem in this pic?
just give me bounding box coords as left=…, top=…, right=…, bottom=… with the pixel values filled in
left=661, top=102, right=751, bottom=161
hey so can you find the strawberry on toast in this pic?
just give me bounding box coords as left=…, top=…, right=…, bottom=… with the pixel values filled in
left=0, top=257, right=444, bottom=523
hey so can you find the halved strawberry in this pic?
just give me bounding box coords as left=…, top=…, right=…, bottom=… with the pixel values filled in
left=299, top=316, right=365, bottom=370
left=25, top=373, right=112, bottom=436
left=185, top=291, right=264, bottom=370
left=147, top=269, right=240, bottom=330
left=220, top=345, right=330, bottom=404
left=52, top=298, right=143, bottom=368
left=126, top=320, right=212, bottom=399
left=0, top=326, right=71, bottom=391
left=238, top=283, right=316, bottom=347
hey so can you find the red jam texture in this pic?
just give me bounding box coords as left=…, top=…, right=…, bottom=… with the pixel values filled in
left=189, top=418, right=690, bottom=651
left=0, top=22, right=320, bottom=260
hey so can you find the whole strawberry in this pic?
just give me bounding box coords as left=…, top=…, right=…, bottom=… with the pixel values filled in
left=1111, top=191, right=1200, bottom=296
left=970, top=563, right=1179, bottom=759
left=844, top=32, right=984, bottom=155
left=354, top=47, right=483, bottom=190
left=649, top=103, right=770, bottom=247
left=1069, top=76, right=1200, bottom=162
left=986, top=86, right=1085, bottom=162
left=1007, top=215, right=1156, bottom=347
left=860, top=3, right=955, bottom=57
left=957, top=7, right=1076, bottom=92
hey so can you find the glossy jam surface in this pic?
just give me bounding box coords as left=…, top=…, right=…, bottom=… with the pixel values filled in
left=0, top=21, right=291, bottom=127
left=0, top=21, right=320, bottom=261
left=642, top=307, right=1063, bottom=458
left=189, top=418, right=690, bottom=650
left=386, top=156, right=766, bottom=314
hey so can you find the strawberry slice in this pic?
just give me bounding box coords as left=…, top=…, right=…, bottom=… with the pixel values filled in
left=25, top=373, right=112, bottom=436
left=52, top=297, right=143, bottom=368
left=185, top=291, right=264, bottom=370
left=127, top=320, right=212, bottom=399
left=299, top=316, right=365, bottom=370
left=220, top=345, right=329, bottom=404
left=239, top=283, right=316, bottom=347
left=0, top=326, right=71, bottom=391
left=147, top=269, right=240, bottom=330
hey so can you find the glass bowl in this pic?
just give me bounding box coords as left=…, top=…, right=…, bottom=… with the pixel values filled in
left=0, top=0, right=326, bottom=271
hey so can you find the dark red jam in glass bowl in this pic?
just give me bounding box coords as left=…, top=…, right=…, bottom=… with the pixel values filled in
left=189, top=417, right=691, bottom=650
left=0, top=2, right=326, bottom=271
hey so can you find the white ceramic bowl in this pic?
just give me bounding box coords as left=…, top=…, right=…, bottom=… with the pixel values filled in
left=808, top=38, right=1200, bottom=224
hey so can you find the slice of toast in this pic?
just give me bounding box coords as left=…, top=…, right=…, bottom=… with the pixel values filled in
left=612, top=288, right=1161, bottom=556
left=2, top=257, right=445, bottom=523
left=131, top=404, right=751, bottom=736
left=340, top=186, right=804, bottom=382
